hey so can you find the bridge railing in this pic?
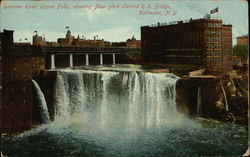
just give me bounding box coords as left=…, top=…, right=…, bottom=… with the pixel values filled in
left=43, top=46, right=140, bottom=54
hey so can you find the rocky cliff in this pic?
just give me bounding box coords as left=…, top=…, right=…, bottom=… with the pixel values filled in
left=176, top=75, right=248, bottom=125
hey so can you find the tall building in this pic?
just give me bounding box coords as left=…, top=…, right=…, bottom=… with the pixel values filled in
left=222, top=25, right=233, bottom=72
left=1, top=30, right=45, bottom=133
left=141, top=18, right=233, bottom=75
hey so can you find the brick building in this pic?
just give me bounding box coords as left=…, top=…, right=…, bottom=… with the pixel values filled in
left=57, top=30, right=111, bottom=47
left=141, top=18, right=233, bottom=75
left=0, top=30, right=45, bottom=133
left=236, top=35, right=248, bottom=45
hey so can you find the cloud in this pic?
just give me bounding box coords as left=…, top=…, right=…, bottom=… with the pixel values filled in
left=71, top=9, right=103, bottom=21
left=86, top=9, right=103, bottom=21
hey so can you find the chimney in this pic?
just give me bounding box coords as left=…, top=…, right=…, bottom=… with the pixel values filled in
left=1, top=29, right=14, bottom=46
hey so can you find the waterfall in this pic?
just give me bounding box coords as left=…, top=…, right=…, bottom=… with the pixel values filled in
left=54, top=74, right=71, bottom=121
left=220, top=81, right=229, bottom=111
left=32, top=80, right=50, bottom=123
left=53, top=70, right=182, bottom=133
left=197, top=87, right=202, bottom=116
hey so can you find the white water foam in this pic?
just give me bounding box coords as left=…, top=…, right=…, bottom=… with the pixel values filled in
left=32, top=80, right=50, bottom=124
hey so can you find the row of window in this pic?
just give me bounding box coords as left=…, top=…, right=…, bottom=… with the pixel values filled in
left=207, top=43, right=222, bottom=49
left=207, top=57, right=223, bottom=63
left=207, top=36, right=222, bottom=42
left=207, top=51, right=222, bottom=56
left=205, top=22, right=222, bottom=28
left=205, top=30, right=222, bottom=35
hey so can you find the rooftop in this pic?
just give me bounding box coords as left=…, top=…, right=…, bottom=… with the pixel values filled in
left=237, top=35, right=248, bottom=38
left=142, top=17, right=224, bottom=28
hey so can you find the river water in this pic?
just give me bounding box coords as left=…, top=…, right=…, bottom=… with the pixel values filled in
left=2, top=65, right=248, bottom=157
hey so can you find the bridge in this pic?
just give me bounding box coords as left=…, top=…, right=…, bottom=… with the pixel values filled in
left=43, top=46, right=139, bottom=69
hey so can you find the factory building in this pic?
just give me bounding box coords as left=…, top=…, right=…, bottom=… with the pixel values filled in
left=141, top=17, right=233, bottom=75
left=0, top=30, right=45, bottom=133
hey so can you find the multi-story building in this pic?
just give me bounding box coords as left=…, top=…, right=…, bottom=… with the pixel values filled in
left=57, top=30, right=112, bottom=47
left=235, top=35, right=248, bottom=65
left=222, top=25, right=233, bottom=72
left=236, top=35, right=248, bottom=45
left=0, top=30, right=45, bottom=133
left=141, top=17, right=233, bottom=75
left=57, top=30, right=74, bottom=46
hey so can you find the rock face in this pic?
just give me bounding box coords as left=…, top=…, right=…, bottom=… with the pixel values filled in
left=176, top=75, right=248, bottom=125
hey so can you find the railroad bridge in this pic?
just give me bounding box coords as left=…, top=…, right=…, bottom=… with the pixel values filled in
left=43, top=46, right=137, bottom=69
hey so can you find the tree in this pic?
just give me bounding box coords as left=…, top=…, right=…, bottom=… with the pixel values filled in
left=233, top=44, right=249, bottom=63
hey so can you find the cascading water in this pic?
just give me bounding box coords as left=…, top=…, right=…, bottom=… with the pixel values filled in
left=53, top=69, right=183, bottom=133
left=32, top=79, right=51, bottom=123
left=197, top=86, right=202, bottom=116
left=3, top=67, right=248, bottom=157
left=220, top=81, right=229, bottom=111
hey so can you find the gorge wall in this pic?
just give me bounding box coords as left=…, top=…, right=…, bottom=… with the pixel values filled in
left=176, top=75, right=248, bottom=125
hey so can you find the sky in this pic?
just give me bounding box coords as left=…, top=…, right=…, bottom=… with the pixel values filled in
left=0, top=0, right=248, bottom=45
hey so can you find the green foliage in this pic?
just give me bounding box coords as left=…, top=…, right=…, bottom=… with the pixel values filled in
left=233, top=44, right=249, bottom=61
